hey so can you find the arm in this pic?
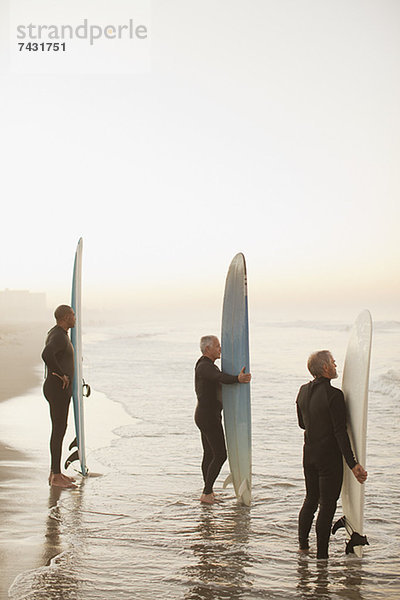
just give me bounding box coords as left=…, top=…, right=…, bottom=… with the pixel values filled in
left=197, top=361, right=251, bottom=385
left=296, top=400, right=305, bottom=430
left=41, top=332, right=67, bottom=379
left=328, top=390, right=357, bottom=469
left=295, top=384, right=308, bottom=430
left=197, top=360, right=238, bottom=384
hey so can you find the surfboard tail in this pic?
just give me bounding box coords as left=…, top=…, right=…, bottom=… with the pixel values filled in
left=223, top=473, right=233, bottom=488
left=64, top=450, right=79, bottom=470
left=64, top=450, right=89, bottom=475
left=345, top=532, right=369, bottom=555
left=65, top=437, right=88, bottom=475
left=238, top=478, right=251, bottom=506
left=332, top=516, right=369, bottom=555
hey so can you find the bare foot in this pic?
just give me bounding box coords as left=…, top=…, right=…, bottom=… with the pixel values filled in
left=50, top=473, right=77, bottom=489
left=48, top=472, right=76, bottom=484
left=200, top=493, right=215, bottom=504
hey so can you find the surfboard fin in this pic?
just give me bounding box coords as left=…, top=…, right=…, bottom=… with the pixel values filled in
left=223, top=473, right=233, bottom=488
left=345, top=532, right=369, bottom=555
left=332, top=516, right=369, bottom=554
left=64, top=450, right=79, bottom=470
left=69, top=437, right=77, bottom=451
left=332, top=516, right=346, bottom=535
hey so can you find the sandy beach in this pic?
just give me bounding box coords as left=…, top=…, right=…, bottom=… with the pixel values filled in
left=0, top=322, right=50, bottom=599
left=0, top=322, right=132, bottom=599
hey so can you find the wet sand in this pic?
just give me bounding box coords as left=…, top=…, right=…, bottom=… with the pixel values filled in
left=0, top=322, right=50, bottom=599
left=0, top=322, right=127, bottom=599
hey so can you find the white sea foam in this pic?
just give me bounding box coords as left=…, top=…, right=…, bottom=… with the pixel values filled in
left=370, top=369, right=400, bottom=400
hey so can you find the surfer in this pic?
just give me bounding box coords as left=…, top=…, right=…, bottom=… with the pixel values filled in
left=42, top=305, right=77, bottom=489
left=194, top=335, right=251, bottom=504
left=296, top=350, right=367, bottom=559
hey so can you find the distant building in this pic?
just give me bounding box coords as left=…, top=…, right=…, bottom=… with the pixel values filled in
left=0, top=289, right=48, bottom=322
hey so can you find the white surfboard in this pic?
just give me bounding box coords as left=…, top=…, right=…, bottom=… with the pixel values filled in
left=221, top=253, right=252, bottom=506
left=66, top=238, right=88, bottom=476
left=340, top=310, right=372, bottom=556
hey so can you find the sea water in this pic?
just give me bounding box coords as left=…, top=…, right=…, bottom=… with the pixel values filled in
left=7, top=318, right=400, bottom=599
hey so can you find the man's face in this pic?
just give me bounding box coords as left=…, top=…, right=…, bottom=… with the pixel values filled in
left=208, top=337, right=221, bottom=361
left=66, top=309, right=76, bottom=329
left=324, top=354, right=338, bottom=379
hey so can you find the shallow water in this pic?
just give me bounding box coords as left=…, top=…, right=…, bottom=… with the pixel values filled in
left=6, top=319, right=400, bottom=599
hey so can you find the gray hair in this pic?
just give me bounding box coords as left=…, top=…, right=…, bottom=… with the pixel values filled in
left=307, top=350, right=332, bottom=378
left=200, top=335, right=217, bottom=354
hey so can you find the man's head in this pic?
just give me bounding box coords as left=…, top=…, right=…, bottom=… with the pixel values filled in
left=200, top=335, right=221, bottom=362
left=307, top=350, right=338, bottom=379
left=54, top=305, right=76, bottom=330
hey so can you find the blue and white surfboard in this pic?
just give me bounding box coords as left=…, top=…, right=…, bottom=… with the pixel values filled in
left=66, top=237, right=88, bottom=475
left=221, top=253, right=252, bottom=506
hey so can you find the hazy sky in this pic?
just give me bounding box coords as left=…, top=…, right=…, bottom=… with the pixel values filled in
left=1, top=1, right=399, bottom=321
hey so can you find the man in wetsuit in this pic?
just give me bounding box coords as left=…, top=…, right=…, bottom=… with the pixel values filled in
left=194, top=335, right=251, bottom=505
left=42, top=305, right=77, bottom=488
left=296, top=350, right=367, bottom=559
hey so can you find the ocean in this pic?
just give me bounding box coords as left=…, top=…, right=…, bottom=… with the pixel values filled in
left=5, top=318, right=400, bottom=599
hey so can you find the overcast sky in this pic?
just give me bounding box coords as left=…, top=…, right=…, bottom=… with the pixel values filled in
left=1, top=0, right=399, bottom=321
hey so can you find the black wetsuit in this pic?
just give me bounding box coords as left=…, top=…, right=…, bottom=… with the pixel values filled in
left=296, top=377, right=357, bottom=558
left=42, top=325, right=74, bottom=474
left=194, top=356, right=238, bottom=495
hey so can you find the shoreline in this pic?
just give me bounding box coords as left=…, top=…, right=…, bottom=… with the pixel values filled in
left=0, top=320, right=46, bottom=481
left=0, top=321, right=47, bottom=598
left=0, top=321, right=45, bottom=483
left=0, top=320, right=134, bottom=598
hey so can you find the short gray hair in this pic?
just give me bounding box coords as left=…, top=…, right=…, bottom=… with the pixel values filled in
left=307, top=350, right=332, bottom=378
left=200, top=335, right=217, bottom=354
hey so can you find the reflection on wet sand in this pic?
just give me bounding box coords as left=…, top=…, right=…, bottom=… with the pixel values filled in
left=41, top=485, right=63, bottom=566
left=296, top=554, right=365, bottom=600
left=184, top=504, right=253, bottom=600
left=9, top=481, right=86, bottom=600
left=341, top=563, right=364, bottom=600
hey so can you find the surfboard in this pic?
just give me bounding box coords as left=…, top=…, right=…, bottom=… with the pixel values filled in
left=338, top=310, right=372, bottom=556
left=221, top=253, right=252, bottom=506
left=66, top=237, right=88, bottom=476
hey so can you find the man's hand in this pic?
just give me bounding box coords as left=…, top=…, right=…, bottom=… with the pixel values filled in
left=52, top=373, right=70, bottom=389
left=352, top=463, right=368, bottom=484
left=238, top=367, right=251, bottom=383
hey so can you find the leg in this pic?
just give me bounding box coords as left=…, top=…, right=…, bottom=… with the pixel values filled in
left=48, top=397, right=70, bottom=473
left=200, top=432, right=213, bottom=485
left=201, top=420, right=227, bottom=496
left=44, top=379, right=75, bottom=487
left=298, top=452, right=319, bottom=550
left=315, top=457, right=343, bottom=559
